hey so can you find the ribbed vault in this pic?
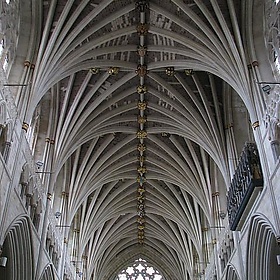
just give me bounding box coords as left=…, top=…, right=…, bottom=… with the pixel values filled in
left=11, top=0, right=255, bottom=279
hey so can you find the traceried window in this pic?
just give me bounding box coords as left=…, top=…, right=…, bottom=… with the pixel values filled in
left=116, top=258, right=164, bottom=280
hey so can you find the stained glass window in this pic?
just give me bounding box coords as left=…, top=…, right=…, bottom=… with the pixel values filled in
left=115, top=258, right=164, bottom=280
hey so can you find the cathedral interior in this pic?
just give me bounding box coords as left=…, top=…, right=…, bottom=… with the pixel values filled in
left=0, top=0, right=279, bottom=279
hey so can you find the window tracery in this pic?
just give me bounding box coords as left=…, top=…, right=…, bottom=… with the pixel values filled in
left=116, top=258, right=164, bottom=280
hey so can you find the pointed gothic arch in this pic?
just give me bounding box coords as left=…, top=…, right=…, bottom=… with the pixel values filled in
left=247, top=215, right=280, bottom=280
left=101, top=247, right=183, bottom=280
left=39, top=264, right=55, bottom=280
left=225, top=264, right=240, bottom=280
left=0, top=215, right=34, bottom=280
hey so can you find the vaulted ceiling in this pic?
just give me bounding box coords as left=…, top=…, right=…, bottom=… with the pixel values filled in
left=17, top=0, right=251, bottom=279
